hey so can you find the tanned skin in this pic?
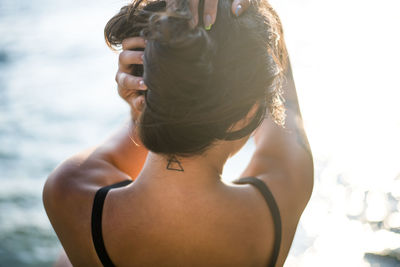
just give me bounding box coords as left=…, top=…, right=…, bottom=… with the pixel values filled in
left=43, top=53, right=313, bottom=266
left=44, top=8, right=313, bottom=265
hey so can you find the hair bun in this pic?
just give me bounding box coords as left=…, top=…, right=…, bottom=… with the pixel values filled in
left=143, top=11, right=211, bottom=52
left=105, top=0, right=288, bottom=157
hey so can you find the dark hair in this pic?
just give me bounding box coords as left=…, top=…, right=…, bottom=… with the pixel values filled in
left=105, top=0, right=287, bottom=157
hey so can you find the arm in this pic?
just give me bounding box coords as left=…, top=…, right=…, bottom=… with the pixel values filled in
left=240, top=58, right=314, bottom=266
left=46, top=36, right=149, bottom=186
left=242, top=59, right=314, bottom=206
left=43, top=122, right=147, bottom=266
left=45, top=120, right=148, bottom=190
left=44, top=36, right=148, bottom=265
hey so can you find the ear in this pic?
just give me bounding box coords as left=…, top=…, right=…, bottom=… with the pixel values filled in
left=228, top=103, right=260, bottom=132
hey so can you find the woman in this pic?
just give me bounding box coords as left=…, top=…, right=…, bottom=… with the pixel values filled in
left=43, top=0, right=313, bottom=266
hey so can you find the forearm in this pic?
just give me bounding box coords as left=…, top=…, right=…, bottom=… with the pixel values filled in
left=254, top=59, right=312, bottom=160
left=93, top=120, right=148, bottom=179
left=281, top=60, right=301, bottom=116
left=280, top=60, right=312, bottom=158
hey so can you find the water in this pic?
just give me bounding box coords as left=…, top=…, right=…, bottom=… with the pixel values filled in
left=1, top=0, right=399, bottom=266
left=0, top=0, right=129, bottom=265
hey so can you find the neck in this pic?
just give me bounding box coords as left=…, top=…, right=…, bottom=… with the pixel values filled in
left=135, top=144, right=232, bottom=188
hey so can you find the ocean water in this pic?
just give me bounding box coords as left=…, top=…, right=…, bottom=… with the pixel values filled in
left=1, top=0, right=399, bottom=266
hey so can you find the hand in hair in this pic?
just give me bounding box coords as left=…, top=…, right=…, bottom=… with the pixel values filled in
left=116, top=37, right=147, bottom=122
left=115, top=0, right=253, bottom=92
left=189, top=0, right=251, bottom=29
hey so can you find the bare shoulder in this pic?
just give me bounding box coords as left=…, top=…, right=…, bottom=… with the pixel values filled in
left=43, top=146, right=132, bottom=209
left=239, top=151, right=314, bottom=266
left=42, top=147, right=130, bottom=266
left=256, top=155, right=313, bottom=217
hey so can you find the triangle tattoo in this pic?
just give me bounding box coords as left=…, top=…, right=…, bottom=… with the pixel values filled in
left=166, top=156, right=184, bottom=172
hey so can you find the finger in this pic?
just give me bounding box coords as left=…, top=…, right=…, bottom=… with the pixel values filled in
left=122, top=37, right=146, bottom=50
left=203, top=0, right=218, bottom=30
left=119, top=50, right=144, bottom=67
left=189, top=0, right=199, bottom=28
left=116, top=71, right=147, bottom=90
left=118, top=61, right=133, bottom=74
left=232, top=0, right=250, bottom=17
left=133, top=95, right=145, bottom=112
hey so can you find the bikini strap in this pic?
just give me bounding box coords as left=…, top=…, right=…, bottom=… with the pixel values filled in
left=91, top=180, right=133, bottom=267
left=233, top=177, right=282, bottom=267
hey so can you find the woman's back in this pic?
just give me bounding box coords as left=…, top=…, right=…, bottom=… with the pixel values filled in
left=100, top=177, right=277, bottom=266
left=47, top=165, right=286, bottom=266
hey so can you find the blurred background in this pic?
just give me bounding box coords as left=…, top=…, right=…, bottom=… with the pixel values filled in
left=0, top=0, right=399, bottom=266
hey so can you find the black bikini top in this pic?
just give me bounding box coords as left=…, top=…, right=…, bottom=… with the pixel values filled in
left=91, top=177, right=282, bottom=267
